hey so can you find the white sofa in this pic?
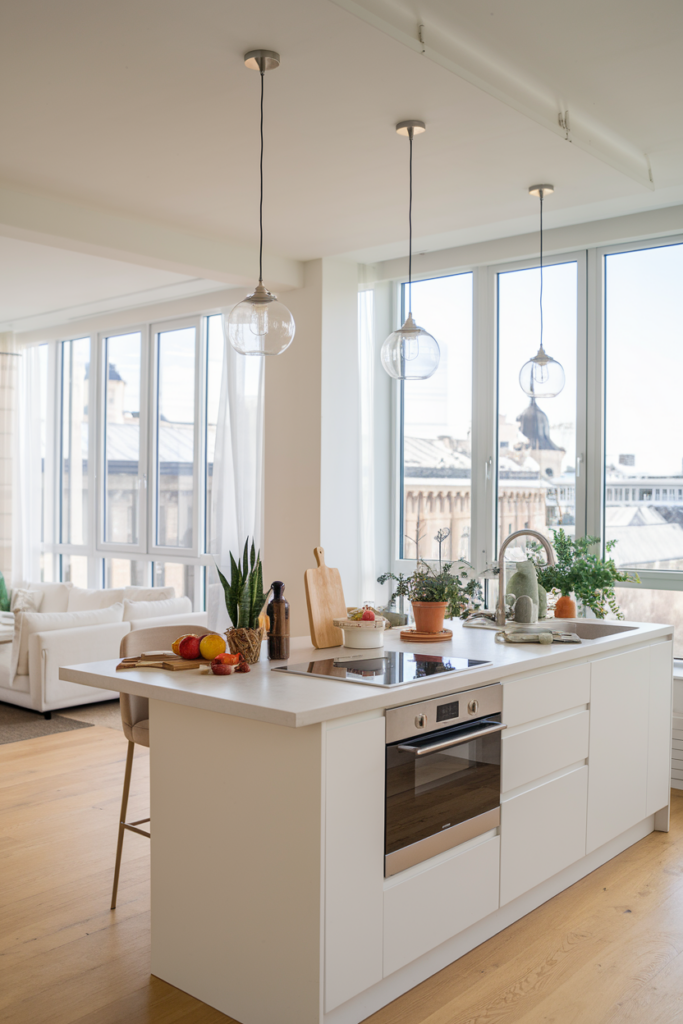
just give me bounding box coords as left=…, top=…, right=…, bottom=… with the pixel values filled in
left=0, top=582, right=208, bottom=714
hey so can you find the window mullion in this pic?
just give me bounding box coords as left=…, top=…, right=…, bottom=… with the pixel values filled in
left=585, top=246, right=605, bottom=544
left=470, top=264, right=497, bottom=575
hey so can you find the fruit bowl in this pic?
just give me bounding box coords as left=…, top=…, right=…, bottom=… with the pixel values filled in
left=332, top=617, right=387, bottom=649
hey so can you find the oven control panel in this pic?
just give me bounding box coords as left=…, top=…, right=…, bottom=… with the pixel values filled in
left=385, top=682, right=502, bottom=744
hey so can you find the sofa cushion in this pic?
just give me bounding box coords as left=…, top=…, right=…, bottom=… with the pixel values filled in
left=10, top=588, right=43, bottom=613
left=16, top=603, right=124, bottom=676
left=124, top=586, right=175, bottom=602
left=27, top=582, right=73, bottom=613
left=68, top=587, right=126, bottom=612
left=122, top=597, right=192, bottom=622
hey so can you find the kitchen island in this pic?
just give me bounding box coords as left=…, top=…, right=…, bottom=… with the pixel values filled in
left=61, top=619, right=673, bottom=1024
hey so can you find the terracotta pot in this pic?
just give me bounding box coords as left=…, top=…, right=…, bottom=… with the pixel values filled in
left=554, top=595, right=577, bottom=619
left=225, top=626, right=265, bottom=665
left=411, top=601, right=448, bottom=634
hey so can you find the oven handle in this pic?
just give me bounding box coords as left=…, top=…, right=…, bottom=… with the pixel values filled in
left=397, top=721, right=507, bottom=756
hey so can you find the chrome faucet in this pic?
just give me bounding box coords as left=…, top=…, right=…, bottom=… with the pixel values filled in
left=495, top=529, right=556, bottom=626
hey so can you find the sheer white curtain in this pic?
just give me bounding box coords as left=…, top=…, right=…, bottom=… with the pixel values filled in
left=12, top=344, right=43, bottom=587
left=207, top=313, right=265, bottom=632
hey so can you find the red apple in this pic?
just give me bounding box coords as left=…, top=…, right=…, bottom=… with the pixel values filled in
left=178, top=634, right=201, bottom=660
left=361, top=608, right=375, bottom=621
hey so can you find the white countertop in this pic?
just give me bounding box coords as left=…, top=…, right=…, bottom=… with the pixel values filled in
left=59, top=618, right=673, bottom=728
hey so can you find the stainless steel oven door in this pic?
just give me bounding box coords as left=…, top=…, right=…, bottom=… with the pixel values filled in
left=385, top=715, right=504, bottom=876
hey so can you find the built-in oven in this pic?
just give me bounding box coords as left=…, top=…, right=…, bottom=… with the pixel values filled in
left=385, top=683, right=505, bottom=876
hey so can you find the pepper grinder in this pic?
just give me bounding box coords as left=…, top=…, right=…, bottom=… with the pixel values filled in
left=267, top=581, right=290, bottom=660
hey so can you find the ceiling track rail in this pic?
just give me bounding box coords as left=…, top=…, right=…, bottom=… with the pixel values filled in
left=330, top=0, right=654, bottom=192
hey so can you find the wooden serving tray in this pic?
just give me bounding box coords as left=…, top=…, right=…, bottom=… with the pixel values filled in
left=117, top=654, right=211, bottom=671
left=399, top=628, right=453, bottom=644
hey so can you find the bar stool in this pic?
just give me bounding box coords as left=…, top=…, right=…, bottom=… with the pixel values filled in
left=111, top=623, right=213, bottom=909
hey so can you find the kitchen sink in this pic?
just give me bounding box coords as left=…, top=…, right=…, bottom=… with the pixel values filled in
left=559, top=621, right=638, bottom=640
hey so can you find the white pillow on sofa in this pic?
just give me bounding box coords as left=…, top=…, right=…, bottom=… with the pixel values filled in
left=27, top=582, right=73, bottom=613
left=122, top=597, right=192, bottom=622
left=68, top=587, right=126, bottom=612
left=124, top=586, right=175, bottom=602
left=15, top=602, right=124, bottom=676
left=10, top=588, right=43, bottom=613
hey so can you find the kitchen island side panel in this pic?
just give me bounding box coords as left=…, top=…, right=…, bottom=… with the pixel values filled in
left=149, top=699, right=324, bottom=1024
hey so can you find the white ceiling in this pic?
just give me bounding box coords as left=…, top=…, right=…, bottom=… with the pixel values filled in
left=0, top=0, right=682, bottom=322
left=0, top=236, right=227, bottom=332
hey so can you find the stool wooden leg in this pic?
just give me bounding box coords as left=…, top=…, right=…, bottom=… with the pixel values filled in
left=111, top=741, right=135, bottom=910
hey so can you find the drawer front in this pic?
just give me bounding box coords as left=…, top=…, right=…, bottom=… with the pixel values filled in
left=383, top=835, right=500, bottom=977
left=503, top=663, right=590, bottom=728
left=502, top=709, right=589, bottom=793
left=500, top=765, right=588, bottom=906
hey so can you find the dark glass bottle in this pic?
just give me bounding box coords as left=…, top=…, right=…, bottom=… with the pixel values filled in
left=267, top=581, right=290, bottom=660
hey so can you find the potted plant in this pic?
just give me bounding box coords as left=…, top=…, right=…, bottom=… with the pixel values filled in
left=534, top=529, right=639, bottom=619
left=216, top=538, right=269, bottom=664
left=377, top=559, right=483, bottom=634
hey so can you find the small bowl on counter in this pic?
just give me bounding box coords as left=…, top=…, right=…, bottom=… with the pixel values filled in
left=333, top=617, right=388, bottom=649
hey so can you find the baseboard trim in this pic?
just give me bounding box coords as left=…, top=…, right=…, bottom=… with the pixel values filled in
left=324, top=815, right=655, bottom=1024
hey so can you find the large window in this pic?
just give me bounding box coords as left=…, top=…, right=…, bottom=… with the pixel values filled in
left=40, top=315, right=225, bottom=608
left=103, top=331, right=142, bottom=546
left=604, top=240, right=683, bottom=652
left=497, top=261, right=578, bottom=551
left=400, top=273, right=473, bottom=561
left=605, top=242, right=683, bottom=571
left=391, top=234, right=683, bottom=650
left=155, top=324, right=196, bottom=550
left=59, top=338, right=90, bottom=547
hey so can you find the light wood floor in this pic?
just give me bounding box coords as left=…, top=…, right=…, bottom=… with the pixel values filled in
left=1, top=728, right=682, bottom=1024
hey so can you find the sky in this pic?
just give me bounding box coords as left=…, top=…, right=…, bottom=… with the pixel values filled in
left=605, top=242, right=683, bottom=477
left=403, top=261, right=578, bottom=469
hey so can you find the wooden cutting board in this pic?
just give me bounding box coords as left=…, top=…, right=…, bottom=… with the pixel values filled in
left=304, top=547, right=347, bottom=649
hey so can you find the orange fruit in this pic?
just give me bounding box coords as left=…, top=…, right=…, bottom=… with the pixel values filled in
left=172, top=634, right=192, bottom=656
left=199, top=633, right=227, bottom=661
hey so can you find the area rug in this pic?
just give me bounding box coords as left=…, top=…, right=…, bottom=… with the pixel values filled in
left=0, top=701, right=94, bottom=745
left=59, top=699, right=123, bottom=731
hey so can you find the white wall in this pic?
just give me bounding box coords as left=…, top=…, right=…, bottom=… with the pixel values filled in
left=320, top=258, right=362, bottom=606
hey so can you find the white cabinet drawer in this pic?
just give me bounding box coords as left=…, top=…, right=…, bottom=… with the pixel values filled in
left=500, top=765, right=588, bottom=906
left=502, top=709, right=589, bottom=793
left=503, top=663, right=590, bottom=728
left=383, top=835, right=500, bottom=977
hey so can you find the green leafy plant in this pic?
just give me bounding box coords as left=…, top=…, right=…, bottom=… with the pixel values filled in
left=377, top=559, right=483, bottom=621
left=216, top=538, right=268, bottom=630
left=532, top=528, right=639, bottom=620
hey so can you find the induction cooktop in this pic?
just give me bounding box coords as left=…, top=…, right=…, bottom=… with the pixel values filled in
left=272, top=651, right=491, bottom=688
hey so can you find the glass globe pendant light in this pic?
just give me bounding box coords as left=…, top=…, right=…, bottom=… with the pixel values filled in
left=519, top=184, right=565, bottom=398
left=381, top=121, right=440, bottom=380
left=227, top=50, right=295, bottom=357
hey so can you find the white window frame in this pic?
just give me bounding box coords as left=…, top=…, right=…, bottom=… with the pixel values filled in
left=388, top=235, right=683, bottom=607
left=594, top=232, right=683, bottom=595
left=96, top=323, right=149, bottom=559
left=41, top=312, right=220, bottom=608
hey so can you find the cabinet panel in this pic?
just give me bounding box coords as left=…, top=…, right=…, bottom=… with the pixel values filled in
left=647, top=640, right=673, bottom=816
left=502, top=710, right=589, bottom=793
left=503, top=664, right=590, bottom=728
left=325, top=717, right=385, bottom=1012
left=383, top=836, right=500, bottom=977
left=500, top=766, right=588, bottom=906
left=587, top=647, right=649, bottom=853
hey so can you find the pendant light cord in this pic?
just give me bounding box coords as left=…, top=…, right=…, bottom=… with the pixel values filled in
left=539, top=190, right=544, bottom=351
left=259, top=69, right=264, bottom=284
left=408, top=128, right=413, bottom=315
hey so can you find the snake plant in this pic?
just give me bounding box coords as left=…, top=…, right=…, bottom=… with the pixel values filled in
left=217, top=538, right=268, bottom=630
